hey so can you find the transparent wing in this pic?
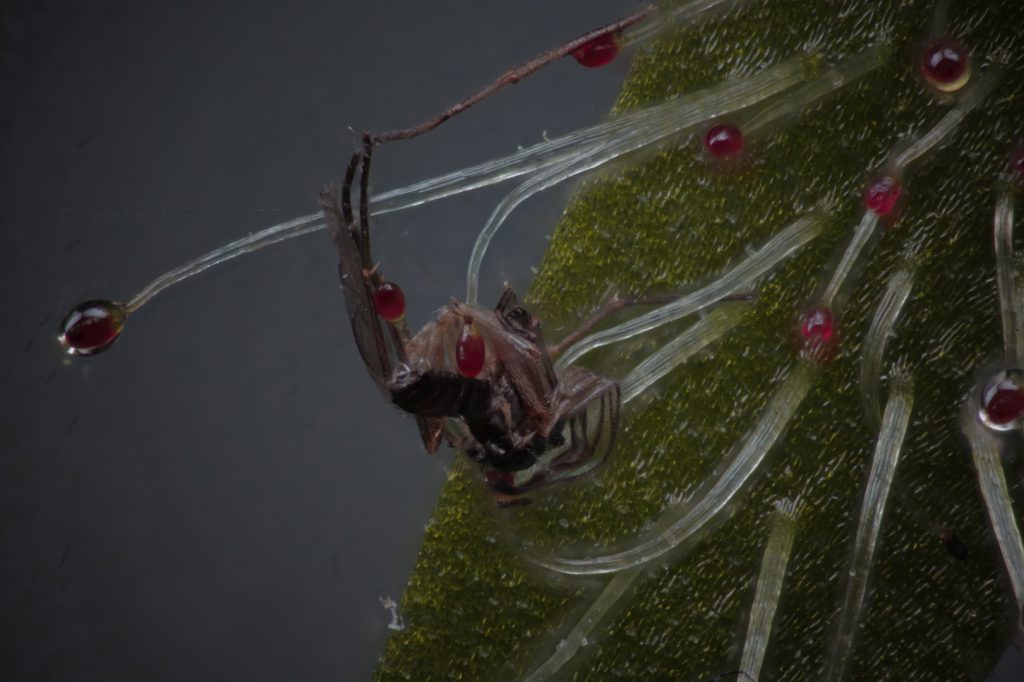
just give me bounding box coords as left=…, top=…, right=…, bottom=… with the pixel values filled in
left=320, top=185, right=393, bottom=393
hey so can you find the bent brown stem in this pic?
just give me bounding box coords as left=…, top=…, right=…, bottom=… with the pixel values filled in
left=368, top=6, right=657, bottom=145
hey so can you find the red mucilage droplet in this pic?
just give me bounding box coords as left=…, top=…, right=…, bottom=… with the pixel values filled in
left=797, top=305, right=837, bottom=361
left=456, top=317, right=486, bottom=378
left=373, top=281, right=406, bottom=321
left=572, top=31, right=621, bottom=68
left=920, top=39, right=970, bottom=93
left=863, top=175, right=902, bottom=217
left=59, top=300, right=126, bottom=356
left=979, top=368, right=1024, bottom=431
left=704, top=123, right=745, bottom=159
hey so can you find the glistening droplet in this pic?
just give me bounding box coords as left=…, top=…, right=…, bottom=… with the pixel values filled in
left=863, top=175, right=902, bottom=216
left=373, top=282, right=406, bottom=321
left=978, top=368, right=1024, bottom=431
left=59, top=300, right=126, bottom=356
left=572, top=31, right=620, bottom=68
left=920, top=39, right=971, bottom=93
left=704, top=123, right=745, bottom=159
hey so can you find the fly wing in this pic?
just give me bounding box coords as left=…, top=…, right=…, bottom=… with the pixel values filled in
left=320, top=185, right=392, bottom=393
left=321, top=185, right=446, bottom=453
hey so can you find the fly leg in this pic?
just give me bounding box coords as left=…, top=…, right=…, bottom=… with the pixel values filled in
left=494, top=366, right=621, bottom=496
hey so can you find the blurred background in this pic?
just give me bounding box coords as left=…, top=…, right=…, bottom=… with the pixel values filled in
left=0, top=1, right=631, bottom=679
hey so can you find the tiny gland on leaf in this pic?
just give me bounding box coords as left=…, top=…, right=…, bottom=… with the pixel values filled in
left=571, top=31, right=621, bottom=68
left=373, top=282, right=406, bottom=321
left=456, top=317, right=486, bottom=378
left=59, top=300, right=126, bottom=356
left=863, top=174, right=902, bottom=216
left=704, top=123, right=745, bottom=159
left=920, top=39, right=971, bottom=93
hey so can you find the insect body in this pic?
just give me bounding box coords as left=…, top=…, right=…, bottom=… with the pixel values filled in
left=321, top=147, right=620, bottom=502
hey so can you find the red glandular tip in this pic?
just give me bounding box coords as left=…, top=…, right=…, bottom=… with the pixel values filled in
left=920, top=39, right=971, bottom=93
left=59, top=300, right=126, bottom=356
left=572, top=31, right=620, bottom=68
left=373, top=281, right=406, bottom=322
left=796, top=305, right=837, bottom=361
left=863, top=175, right=902, bottom=217
left=456, top=317, right=486, bottom=378
left=979, top=368, right=1024, bottom=431
left=704, top=123, right=745, bottom=159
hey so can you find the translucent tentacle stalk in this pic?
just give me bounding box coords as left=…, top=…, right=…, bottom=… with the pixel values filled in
left=813, top=69, right=999, bottom=317
left=124, top=212, right=323, bottom=313
left=464, top=53, right=816, bottom=304
left=963, top=414, right=1024, bottom=619
left=522, top=568, right=642, bottom=682
left=740, top=46, right=889, bottom=136
left=621, top=0, right=745, bottom=47
left=372, top=110, right=668, bottom=214
left=376, top=44, right=882, bottom=222
left=738, top=498, right=799, bottom=682
left=117, top=46, right=889, bottom=317
left=886, top=69, right=1001, bottom=173
left=824, top=369, right=914, bottom=682
left=556, top=215, right=824, bottom=369
left=928, top=0, right=952, bottom=40
left=468, top=46, right=885, bottom=304
left=820, top=212, right=880, bottom=309
left=118, top=53, right=812, bottom=316
left=375, top=43, right=870, bottom=218
left=120, top=126, right=635, bottom=313
left=466, top=138, right=643, bottom=305
left=859, top=259, right=916, bottom=430
left=530, top=362, right=816, bottom=576
left=994, top=186, right=1022, bottom=366
left=619, top=304, right=748, bottom=403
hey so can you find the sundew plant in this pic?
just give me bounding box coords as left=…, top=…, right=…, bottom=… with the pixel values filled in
left=365, top=1, right=1024, bottom=680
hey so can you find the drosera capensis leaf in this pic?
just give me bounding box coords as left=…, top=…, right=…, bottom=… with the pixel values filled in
left=377, top=1, right=1024, bottom=680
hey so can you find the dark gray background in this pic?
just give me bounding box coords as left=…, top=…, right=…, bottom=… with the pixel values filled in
left=2, top=1, right=1022, bottom=681
left=0, top=1, right=631, bottom=680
